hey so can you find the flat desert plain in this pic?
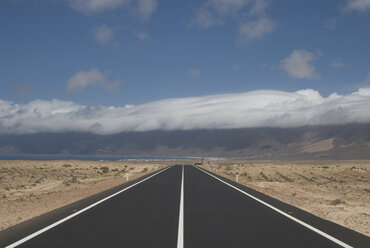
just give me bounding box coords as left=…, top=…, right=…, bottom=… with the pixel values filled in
left=203, top=160, right=370, bottom=236
left=1, top=160, right=369, bottom=237
left=0, top=160, right=169, bottom=230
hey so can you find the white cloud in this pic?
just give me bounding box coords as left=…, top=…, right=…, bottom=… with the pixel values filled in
left=208, top=0, right=248, bottom=15
left=323, top=18, right=336, bottom=30
left=189, top=68, right=201, bottom=77
left=69, top=0, right=157, bottom=20
left=68, top=0, right=129, bottom=14
left=232, top=63, right=241, bottom=71
left=188, top=7, right=223, bottom=28
left=2, top=88, right=370, bottom=134
left=237, top=17, right=276, bottom=44
left=66, top=67, right=122, bottom=92
left=134, top=30, right=152, bottom=42
left=248, top=0, right=270, bottom=16
left=7, top=83, right=36, bottom=99
left=345, top=0, right=370, bottom=12
left=364, top=72, right=370, bottom=84
left=135, top=0, right=157, bottom=20
left=189, top=0, right=276, bottom=43
left=331, top=60, right=345, bottom=68
left=281, top=49, right=321, bottom=79
left=92, top=24, right=115, bottom=44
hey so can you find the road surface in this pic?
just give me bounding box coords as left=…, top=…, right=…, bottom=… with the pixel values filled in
left=1, top=165, right=369, bottom=248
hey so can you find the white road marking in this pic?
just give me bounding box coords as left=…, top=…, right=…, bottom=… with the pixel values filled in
left=177, top=165, right=184, bottom=248
left=194, top=166, right=353, bottom=248
left=5, top=166, right=174, bottom=248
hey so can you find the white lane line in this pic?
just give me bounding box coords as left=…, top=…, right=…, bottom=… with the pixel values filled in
left=194, top=166, right=353, bottom=248
left=6, top=166, right=174, bottom=248
left=177, top=165, right=184, bottom=248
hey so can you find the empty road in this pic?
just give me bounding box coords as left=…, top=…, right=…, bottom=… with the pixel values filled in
left=1, top=165, right=369, bottom=248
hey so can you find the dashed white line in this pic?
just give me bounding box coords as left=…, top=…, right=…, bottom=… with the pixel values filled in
left=194, top=166, right=353, bottom=248
left=6, top=166, right=174, bottom=248
left=177, top=165, right=184, bottom=248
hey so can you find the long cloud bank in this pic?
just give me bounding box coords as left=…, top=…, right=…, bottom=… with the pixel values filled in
left=1, top=88, right=370, bottom=134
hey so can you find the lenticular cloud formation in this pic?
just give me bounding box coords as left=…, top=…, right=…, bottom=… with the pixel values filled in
left=1, top=88, right=370, bottom=134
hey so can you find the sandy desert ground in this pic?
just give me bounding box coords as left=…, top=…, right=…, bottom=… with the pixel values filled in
left=202, top=160, right=370, bottom=236
left=1, top=160, right=369, bottom=237
left=0, top=160, right=170, bottom=230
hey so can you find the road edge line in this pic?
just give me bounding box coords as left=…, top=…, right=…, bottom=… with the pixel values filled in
left=6, top=165, right=174, bottom=248
left=177, top=165, right=184, bottom=248
left=194, top=166, right=353, bottom=248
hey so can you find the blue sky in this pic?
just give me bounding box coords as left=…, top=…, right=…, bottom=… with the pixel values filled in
left=1, top=0, right=369, bottom=107
left=1, top=0, right=370, bottom=135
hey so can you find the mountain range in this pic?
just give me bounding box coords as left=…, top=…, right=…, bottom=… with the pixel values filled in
left=1, top=124, right=370, bottom=159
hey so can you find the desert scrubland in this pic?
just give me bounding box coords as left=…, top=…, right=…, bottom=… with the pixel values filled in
left=204, top=160, right=370, bottom=236
left=1, top=159, right=369, bottom=237
left=0, top=160, right=169, bottom=230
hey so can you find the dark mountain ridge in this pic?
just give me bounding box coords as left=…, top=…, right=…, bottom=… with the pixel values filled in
left=1, top=124, right=370, bottom=159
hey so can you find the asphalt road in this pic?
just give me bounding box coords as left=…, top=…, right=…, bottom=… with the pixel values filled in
left=1, top=165, right=369, bottom=248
